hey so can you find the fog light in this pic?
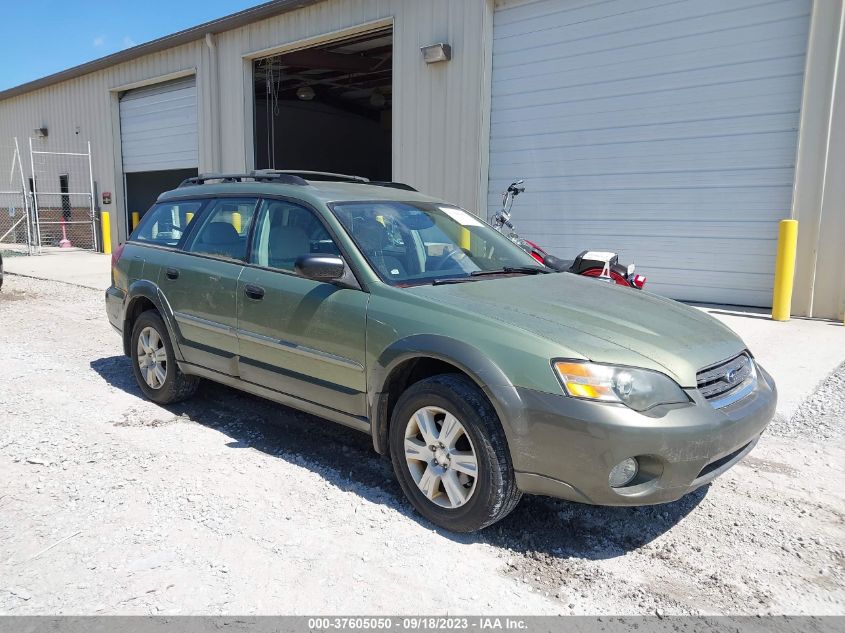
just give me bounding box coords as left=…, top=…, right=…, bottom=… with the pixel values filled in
left=609, top=458, right=639, bottom=488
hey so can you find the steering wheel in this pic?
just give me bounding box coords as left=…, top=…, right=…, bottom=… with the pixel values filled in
left=436, top=248, right=468, bottom=271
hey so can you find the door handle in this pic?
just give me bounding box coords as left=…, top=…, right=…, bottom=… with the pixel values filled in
left=165, top=267, right=179, bottom=280
left=244, top=284, right=265, bottom=300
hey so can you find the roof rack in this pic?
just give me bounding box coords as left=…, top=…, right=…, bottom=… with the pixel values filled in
left=253, top=169, right=370, bottom=184
left=178, top=172, right=308, bottom=187
left=178, top=170, right=418, bottom=192
left=253, top=170, right=418, bottom=191
left=253, top=169, right=369, bottom=183
left=369, top=181, right=418, bottom=192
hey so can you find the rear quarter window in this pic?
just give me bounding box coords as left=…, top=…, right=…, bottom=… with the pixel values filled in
left=133, top=200, right=204, bottom=247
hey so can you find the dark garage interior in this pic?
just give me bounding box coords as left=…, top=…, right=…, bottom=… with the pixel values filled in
left=253, top=28, right=392, bottom=180
left=125, top=168, right=198, bottom=226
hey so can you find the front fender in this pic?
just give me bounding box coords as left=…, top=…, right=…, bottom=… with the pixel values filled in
left=123, top=280, right=184, bottom=362
left=369, top=334, right=525, bottom=455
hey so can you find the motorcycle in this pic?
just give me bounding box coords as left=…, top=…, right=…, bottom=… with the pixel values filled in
left=491, top=180, right=646, bottom=289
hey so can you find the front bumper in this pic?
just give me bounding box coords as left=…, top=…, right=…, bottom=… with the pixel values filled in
left=504, top=364, right=777, bottom=505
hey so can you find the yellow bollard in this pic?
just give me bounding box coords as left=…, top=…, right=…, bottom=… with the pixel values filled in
left=131, top=211, right=140, bottom=230
left=459, top=227, right=471, bottom=251
left=101, top=211, right=112, bottom=255
left=232, top=212, right=242, bottom=233
left=186, top=212, right=194, bottom=224
left=771, top=219, right=798, bottom=321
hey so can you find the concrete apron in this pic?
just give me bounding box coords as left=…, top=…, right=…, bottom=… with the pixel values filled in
left=2, top=250, right=842, bottom=420
left=3, top=248, right=111, bottom=292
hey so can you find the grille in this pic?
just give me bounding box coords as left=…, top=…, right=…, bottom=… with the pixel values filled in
left=696, top=352, right=756, bottom=408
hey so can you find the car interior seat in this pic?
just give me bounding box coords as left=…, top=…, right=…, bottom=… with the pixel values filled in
left=268, top=222, right=310, bottom=270
left=194, top=222, right=243, bottom=258
left=353, top=218, right=407, bottom=280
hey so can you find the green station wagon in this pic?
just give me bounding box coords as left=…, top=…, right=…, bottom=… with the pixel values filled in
left=106, top=170, right=776, bottom=532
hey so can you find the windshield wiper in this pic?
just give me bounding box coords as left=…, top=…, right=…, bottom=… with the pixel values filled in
left=430, top=266, right=549, bottom=285
left=431, top=277, right=475, bottom=286
left=470, top=266, right=550, bottom=277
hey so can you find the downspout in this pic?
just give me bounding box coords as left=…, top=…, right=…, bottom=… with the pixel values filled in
left=205, top=32, right=222, bottom=172
left=476, top=0, right=495, bottom=219
left=805, top=8, right=844, bottom=317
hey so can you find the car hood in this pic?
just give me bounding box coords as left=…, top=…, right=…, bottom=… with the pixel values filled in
left=408, top=272, right=746, bottom=387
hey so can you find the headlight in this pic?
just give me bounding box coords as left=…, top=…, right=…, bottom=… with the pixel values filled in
left=553, top=360, right=689, bottom=411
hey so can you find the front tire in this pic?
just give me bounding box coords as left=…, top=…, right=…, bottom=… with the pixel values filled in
left=130, top=310, right=199, bottom=404
left=389, top=374, right=522, bottom=532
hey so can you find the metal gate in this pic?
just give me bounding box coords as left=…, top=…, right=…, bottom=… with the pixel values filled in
left=0, top=138, right=33, bottom=254
left=28, top=139, right=97, bottom=252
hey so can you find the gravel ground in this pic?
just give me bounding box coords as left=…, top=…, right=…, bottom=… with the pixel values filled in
left=771, top=362, right=845, bottom=441
left=0, top=275, right=843, bottom=615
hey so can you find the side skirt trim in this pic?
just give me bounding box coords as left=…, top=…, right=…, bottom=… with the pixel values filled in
left=179, top=361, right=371, bottom=434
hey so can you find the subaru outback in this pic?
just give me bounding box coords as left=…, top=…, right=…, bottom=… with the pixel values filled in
left=105, top=171, right=777, bottom=532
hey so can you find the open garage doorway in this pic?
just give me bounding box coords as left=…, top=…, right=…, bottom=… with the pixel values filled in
left=125, top=169, right=197, bottom=228
left=253, top=28, right=392, bottom=180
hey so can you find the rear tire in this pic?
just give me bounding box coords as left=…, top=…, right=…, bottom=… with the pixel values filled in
left=130, top=310, right=199, bottom=404
left=389, top=374, right=521, bottom=532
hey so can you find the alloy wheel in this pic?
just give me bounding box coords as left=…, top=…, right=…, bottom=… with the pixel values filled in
left=403, top=406, right=478, bottom=509
left=136, top=326, right=168, bottom=390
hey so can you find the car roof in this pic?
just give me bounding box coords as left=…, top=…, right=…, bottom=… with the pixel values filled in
left=157, top=176, right=444, bottom=208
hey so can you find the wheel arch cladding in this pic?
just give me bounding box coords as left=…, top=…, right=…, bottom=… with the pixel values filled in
left=369, top=335, right=525, bottom=456
left=123, top=280, right=182, bottom=361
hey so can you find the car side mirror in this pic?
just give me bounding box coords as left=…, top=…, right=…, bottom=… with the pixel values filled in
left=295, top=254, right=345, bottom=282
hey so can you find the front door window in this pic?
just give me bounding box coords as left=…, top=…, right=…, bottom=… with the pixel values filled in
left=250, top=199, right=340, bottom=271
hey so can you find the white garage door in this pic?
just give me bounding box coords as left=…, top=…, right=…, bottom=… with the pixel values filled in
left=119, top=77, right=198, bottom=173
left=488, top=0, right=811, bottom=306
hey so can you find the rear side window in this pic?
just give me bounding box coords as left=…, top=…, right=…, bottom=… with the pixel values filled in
left=133, top=200, right=204, bottom=247
left=184, top=198, right=258, bottom=261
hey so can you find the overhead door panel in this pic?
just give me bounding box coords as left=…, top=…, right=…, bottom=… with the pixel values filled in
left=488, top=0, right=811, bottom=306
left=120, top=77, right=198, bottom=173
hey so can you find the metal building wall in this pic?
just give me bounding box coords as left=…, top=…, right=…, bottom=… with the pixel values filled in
left=0, top=0, right=840, bottom=318
left=0, top=39, right=208, bottom=244
left=212, top=0, right=492, bottom=214
left=0, top=0, right=492, bottom=246
left=487, top=0, right=811, bottom=308
left=791, top=0, right=845, bottom=320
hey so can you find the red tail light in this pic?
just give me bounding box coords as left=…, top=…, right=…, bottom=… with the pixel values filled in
left=111, top=243, right=125, bottom=269
left=530, top=251, right=545, bottom=264
left=111, top=243, right=126, bottom=286
left=631, top=274, right=647, bottom=289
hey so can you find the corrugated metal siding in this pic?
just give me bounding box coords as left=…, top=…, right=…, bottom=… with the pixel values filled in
left=0, top=39, right=206, bottom=242
left=489, top=0, right=811, bottom=307
left=0, top=0, right=489, bottom=245
left=119, top=77, right=198, bottom=172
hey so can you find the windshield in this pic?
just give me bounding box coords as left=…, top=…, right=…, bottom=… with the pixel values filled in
left=331, top=201, right=543, bottom=286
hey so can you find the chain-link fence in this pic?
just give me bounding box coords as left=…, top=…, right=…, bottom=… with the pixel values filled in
left=29, top=139, right=97, bottom=251
left=0, top=138, right=33, bottom=254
